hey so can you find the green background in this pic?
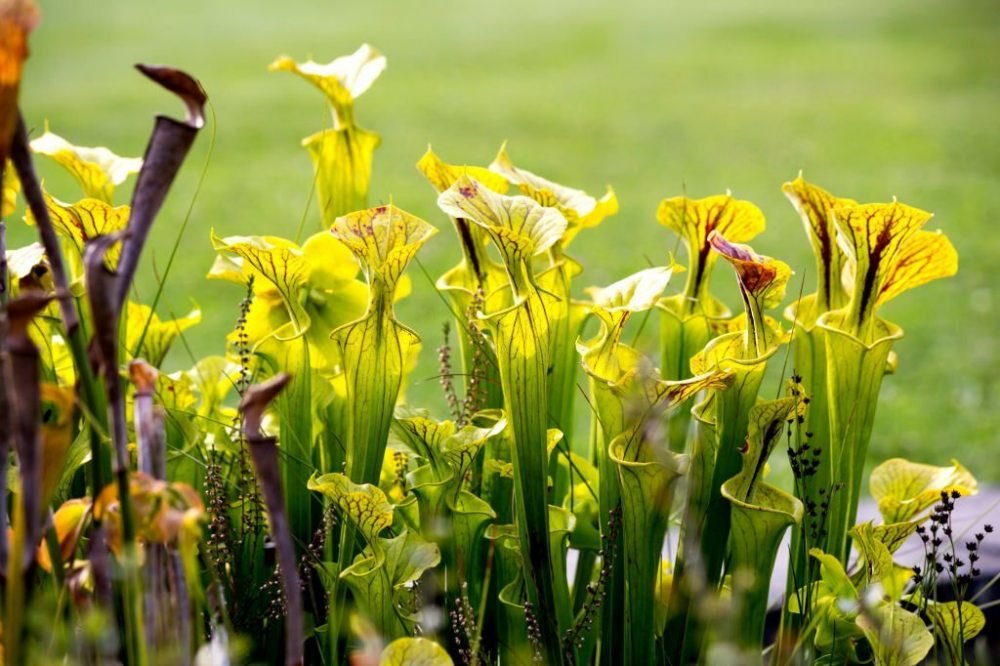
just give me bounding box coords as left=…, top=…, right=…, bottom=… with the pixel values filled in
left=12, top=0, right=1000, bottom=477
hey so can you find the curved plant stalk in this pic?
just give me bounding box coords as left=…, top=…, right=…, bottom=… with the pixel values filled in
left=130, top=359, right=164, bottom=476
left=116, top=64, right=206, bottom=307
left=0, top=195, right=9, bottom=577
left=325, top=203, right=434, bottom=660
left=608, top=428, right=687, bottom=666
left=818, top=200, right=957, bottom=562
left=577, top=266, right=672, bottom=662
left=438, top=174, right=568, bottom=664
left=84, top=232, right=148, bottom=665
left=331, top=203, right=436, bottom=486
left=1, top=2, right=35, bottom=581
left=721, top=397, right=803, bottom=655
left=2, top=290, right=48, bottom=666
left=779, top=176, right=856, bottom=633
left=484, top=523, right=530, bottom=662
left=820, top=315, right=902, bottom=561
left=240, top=373, right=304, bottom=666
left=419, top=147, right=509, bottom=413
left=667, top=232, right=789, bottom=663
left=488, top=143, right=618, bottom=453
left=691, top=235, right=789, bottom=575
left=779, top=181, right=844, bottom=478
left=12, top=117, right=116, bottom=490
left=270, top=45, right=385, bottom=224
left=130, top=358, right=178, bottom=658
left=655, top=193, right=764, bottom=452
left=577, top=267, right=726, bottom=665
left=11, top=115, right=81, bottom=337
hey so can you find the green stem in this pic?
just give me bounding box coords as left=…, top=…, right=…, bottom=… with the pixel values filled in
left=491, top=287, right=564, bottom=664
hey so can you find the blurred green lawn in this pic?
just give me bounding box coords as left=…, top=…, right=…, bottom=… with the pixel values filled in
left=12, top=0, right=1000, bottom=477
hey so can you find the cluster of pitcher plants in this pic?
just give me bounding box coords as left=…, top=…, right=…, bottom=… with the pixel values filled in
left=0, top=7, right=993, bottom=664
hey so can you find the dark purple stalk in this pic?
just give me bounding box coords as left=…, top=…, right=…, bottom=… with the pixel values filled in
left=84, top=233, right=148, bottom=663
left=0, top=160, right=9, bottom=573
left=10, top=111, right=112, bottom=491
left=4, top=291, right=52, bottom=571
left=84, top=234, right=130, bottom=480
left=129, top=359, right=184, bottom=658
left=130, top=359, right=165, bottom=478
left=10, top=115, right=79, bottom=334
left=239, top=374, right=304, bottom=666
left=115, top=65, right=206, bottom=309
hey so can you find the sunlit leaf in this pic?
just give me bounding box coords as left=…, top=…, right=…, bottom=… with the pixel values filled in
left=656, top=193, right=765, bottom=305
left=726, top=397, right=798, bottom=503
left=440, top=417, right=507, bottom=480
left=856, top=602, right=933, bottom=666
left=869, top=458, right=977, bottom=524
left=270, top=45, right=385, bottom=222
left=25, top=190, right=129, bottom=265
left=782, top=174, right=856, bottom=311
left=210, top=230, right=310, bottom=338
left=331, top=204, right=435, bottom=487
left=438, top=174, right=568, bottom=264
left=308, top=472, right=393, bottom=544
left=876, top=229, right=957, bottom=306
left=93, top=473, right=205, bottom=555
left=342, top=529, right=441, bottom=639
left=849, top=522, right=910, bottom=600
left=124, top=301, right=200, bottom=366
left=29, top=128, right=141, bottom=202
left=2, top=159, right=18, bottom=214
left=489, top=142, right=617, bottom=246
left=586, top=267, right=673, bottom=319
left=379, top=637, right=453, bottom=666
left=810, top=548, right=857, bottom=603
left=417, top=146, right=508, bottom=194
left=37, top=498, right=90, bottom=573
left=269, top=44, right=385, bottom=126
left=39, top=383, right=75, bottom=505
left=331, top=203, right=437, bottom=289
left=305, top=126, right=381, bottom=224
left=924, top=600, right=985, bottom=665
left=831, top=200, right=950, bottom=339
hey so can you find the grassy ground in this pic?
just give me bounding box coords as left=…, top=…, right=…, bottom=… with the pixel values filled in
left=11, top=0, right=1000, bottom=478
